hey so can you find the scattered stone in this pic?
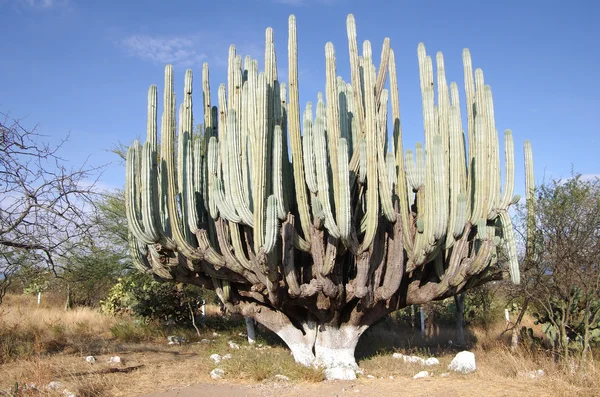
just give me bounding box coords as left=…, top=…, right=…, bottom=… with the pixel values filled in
left=424, top=357, right=440, bottom=366
left=210, top=368, right=225, bottom=379
left=228, top=341, right=240, bottom=350
left=85, top=356, right=96, bottom=363
left=222, top=354, right=232, bottom=360
left=167, top=335, right=186, bottom=345
left=47, top=381, right=64, bottom=390
left=200, top=339, right=212, bottom=344
left=366, top=375, right=375, bottom=379
left=108, top=356, right=122, bottom=364
left=519, top=369, right=545, bottom=379
left=354, top=389, right=360, bottom=393
left=324, top=367, right=356, bottom=381
left=63, top=390, right=77, bottom=397
left=447, top=351, right=476, bottom=374
left=440, top=372, right=450, bottom=377
left=413, top=371, right=430, bottom=379
left=212, top=332, right=219, bottom=337
left=392, top=353, right=425, bottom=365
left=274, top=374, right=290, bottom=381
left=210, top=353, right=222, bottom=363
left=389, top=376, right=395, bottom=380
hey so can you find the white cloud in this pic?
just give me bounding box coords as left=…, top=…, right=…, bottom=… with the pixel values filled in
left=122, top=35, right=208, bottom=67
left=21, top=0, right=68, bottom=8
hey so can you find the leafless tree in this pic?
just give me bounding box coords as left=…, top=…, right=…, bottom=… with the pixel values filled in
left=0, top=111, right=101, bottom=304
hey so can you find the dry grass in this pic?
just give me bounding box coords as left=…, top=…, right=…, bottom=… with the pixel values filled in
left=1, top=294, right=599, bottom=397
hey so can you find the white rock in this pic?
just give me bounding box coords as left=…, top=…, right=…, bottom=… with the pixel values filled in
left=324, top=367, right=357, bottom=381
left=424, top=357, right=440, bottom=366
left=47, top=381, right=63, bottom=390
left=228, top=341, right=240, bottom=350
left=274, top=374, right=290, bottom=381
left=440, top=372, right=450, bottom=377
left=63, top=390, right=76, bottom=397
left=392, top=353, right=425, bottom=365
left=108, top=356, right=121, bottom=364
left=366, top=375, right=375, bottom=379
left=222, top=354, right=232, bottom=360
left=519, top=369, right=545, bottom=379
left=210, top=353, right=222, bottom=363
left=85, top=356, right=96, bottom=363
left=389, top=376, right=395, bottom=380
left=210, top=368, right=225, bottom=379
left=200, top=339, right=211, bottom=344
left=447, top=351, right=476, bottom=374
left=212, top=332, right=219, bottom=337
left=413, top=371, right=430, bottom=379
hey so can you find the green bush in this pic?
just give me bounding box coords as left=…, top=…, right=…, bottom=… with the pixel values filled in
left=101, top=272, right=214, bottom=326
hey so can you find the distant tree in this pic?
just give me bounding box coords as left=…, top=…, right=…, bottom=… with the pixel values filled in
left=513, top=174, right=600, bottom=365
left=0, top=112, right=100, bottom=304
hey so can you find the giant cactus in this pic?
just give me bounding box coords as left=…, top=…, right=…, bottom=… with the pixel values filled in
left=125, top=14, right=535, bottom=379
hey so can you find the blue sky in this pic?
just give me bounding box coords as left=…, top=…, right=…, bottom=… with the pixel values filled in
left=1, top=0, right=598, bottom=195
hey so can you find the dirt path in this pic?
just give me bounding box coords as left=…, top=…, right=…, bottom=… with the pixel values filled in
left=137, top=377, right=562, bottom=397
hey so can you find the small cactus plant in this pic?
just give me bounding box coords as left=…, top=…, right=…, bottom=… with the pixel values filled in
left=125, top=14, right=534, bottom=378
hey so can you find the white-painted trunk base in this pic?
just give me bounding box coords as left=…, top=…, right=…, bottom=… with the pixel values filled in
left=276, top=324, right=364, bottom=381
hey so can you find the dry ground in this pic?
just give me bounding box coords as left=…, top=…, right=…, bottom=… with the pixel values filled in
left=1, top=294, right=598, bottom=397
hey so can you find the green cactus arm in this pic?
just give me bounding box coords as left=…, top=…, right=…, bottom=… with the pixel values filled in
left=301, top=102, right=318, bottom=193
left=524, top=140, right=535, bottom=259
left=360, top=40, right=380, bottom=252
left=279, top=82, right=294, bottom=217
left=263, top=195, right=280, bottom=254
left=388, top=48, right=413, bottom=254
left=337, top=76, right=349, bottom=142
left=483, top=85, right=500, bottom=220
left=207, top=137, right=220, bottom=220
left=240, top=81, right=251, bottom=207
left=445, top=102, right=468, bottom=247
left=386, top=152, right=396, bottom=192
left=473, top=70, right=492, bottom=221
left=212, top=179, right=242, bottom=223
left=202, top=63, right=214, bottom=139
left=375, top=37, right=390, bottom=106
left=375, top=88, right=395, bottom=223
left=432, top=135, right=448, bottom=240
left=147, top=85, right=158, bottom=151
left=337, top=138, right=351, bottom=241
left=499, top=211, right=520, bottom=284
left=358, top=139, right=367, bottom=184
left=313, top=112, right=340, bottom=238
left=126, top=143, right=158, bottom=245
left=346, top=14, right=366, bottom=141
left=498, top=130, right=515, bottom=210
left=404, top=149, right=418, bottom=191
left=160, top=66, right=203, bottom=261
left=226, top=110, right=254, bottom=226
left=183, top=136, right=201, bottom=234
left=325, top=42, right=342, bottom=221
left=436, top=52, right=452, bottom=234
left=345, top=83, right=358, bottom=154
left=462, top=49, right=476, bottom=195
left=470, top=114, right=488, bottom=224
left=272, top=125, right=287, bottom=220
left=253, top=72, right=268, bottom=252
left=140, top=142, right=167, bottom=245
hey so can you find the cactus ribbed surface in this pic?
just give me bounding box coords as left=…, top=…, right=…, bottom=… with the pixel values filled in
left=125, top=14, right=534, bottom=377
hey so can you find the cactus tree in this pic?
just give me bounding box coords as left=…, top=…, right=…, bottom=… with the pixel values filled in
left=125, top=14, right=534, bottom=379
